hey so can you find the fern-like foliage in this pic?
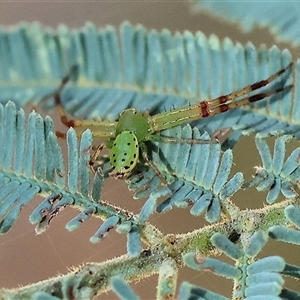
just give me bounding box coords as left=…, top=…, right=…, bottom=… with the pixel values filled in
left=1, top=21, right=300, bottom=299
left=192, top=1, right=300, bottom=46
left=0, top=22, right=299, bottom=145
left=243, top=134, right=300, bottom=203
left=128, top=126, right=243, bottom=223
left=0, top=101, right=146, bottom=258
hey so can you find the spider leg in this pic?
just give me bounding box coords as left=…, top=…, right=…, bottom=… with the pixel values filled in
left=39, top=65, right=78, bottom=105
left=89, top=143, right=105, bottom=174
left=205, top=84, right=293, bottom=117
left=147, top=134, right=215, bottom=144
left=213, top=128, right=231, bottom=141
left=140, top=142, right=169, bottom=186
left=150, top=63, right=293, bottom=132
left=206, top=62, right=293, bottom=108
left=52, top=66, right=117, bottom=138
left=53, top=66, right=84, bottom=129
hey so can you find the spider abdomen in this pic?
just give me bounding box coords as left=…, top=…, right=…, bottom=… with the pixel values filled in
left=109, top=131, right=139, bottom=179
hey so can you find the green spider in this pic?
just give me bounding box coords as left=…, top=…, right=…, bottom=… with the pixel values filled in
left=53, top=63, right=292, bottom=183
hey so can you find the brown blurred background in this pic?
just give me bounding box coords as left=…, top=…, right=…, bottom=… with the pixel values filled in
left=0, top=1, right=299, bottom=299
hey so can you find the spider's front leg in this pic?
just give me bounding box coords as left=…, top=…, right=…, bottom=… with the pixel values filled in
left=150, top=63, right=293, bottom=132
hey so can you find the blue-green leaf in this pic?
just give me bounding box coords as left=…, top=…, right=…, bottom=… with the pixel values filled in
left=191, top=2, right=300, bottom=46
left=244, top=135, right=299, bottom=203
